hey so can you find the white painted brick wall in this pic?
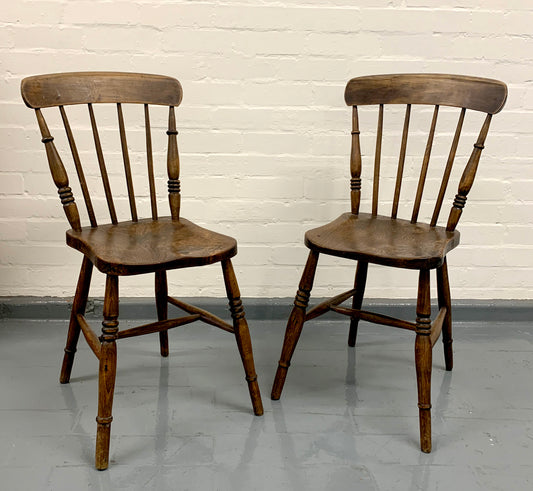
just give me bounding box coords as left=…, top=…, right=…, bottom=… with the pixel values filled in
left=1, top=0, right=532, bottom=300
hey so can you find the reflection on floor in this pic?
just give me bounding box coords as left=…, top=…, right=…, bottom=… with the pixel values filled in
left=0, top=317, right=532, bottom=490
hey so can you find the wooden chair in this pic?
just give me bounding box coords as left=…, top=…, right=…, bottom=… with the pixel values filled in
left=21, top=72, right=263, bottom=470
left=271, top=74, right=507, bottom=452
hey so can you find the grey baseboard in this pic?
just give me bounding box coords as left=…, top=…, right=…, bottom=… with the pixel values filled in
left=1, top=296, right=532, bottom=323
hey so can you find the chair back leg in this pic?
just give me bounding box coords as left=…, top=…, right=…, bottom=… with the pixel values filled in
left=271, top=250, right=319, bottom=400
left=348, top=261, right=368, bottom=347
left=60, top=257, right=93, bottom=384
left=95, top=275, right=119, bottom=470
left=437, top=259, right=453, bottom=371
left=222, top=259, right=264, bottom=416
left=155, top=270, right=169, bottom=357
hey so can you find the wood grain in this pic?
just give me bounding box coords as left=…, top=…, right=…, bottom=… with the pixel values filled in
left=344, top=73, right=507, bottom=113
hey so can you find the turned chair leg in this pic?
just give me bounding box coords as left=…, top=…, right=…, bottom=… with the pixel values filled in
left=60, top=257, right=93, bottom=384
left=415, top=269, right=432, bottom=453
left=348, top=261, right=368, bottom=347
left=222, top=259, right=264, bottom=416
left=155, top=270, right=169, bottom=357
left=95, top=275, right=119, bottom=470
left=437, top=259, right=453, bottom=371
left=271, top=250, right=319, bottom=400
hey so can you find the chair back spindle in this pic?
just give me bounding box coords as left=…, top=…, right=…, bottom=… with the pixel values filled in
left=391, top=104, right=411, bottom=219
left=59, top=105, right=97, bottom=227
left=372, top=104, right=384, bottom=216
left=411, top=105, right=439, bottom=224
left=88, top=103, right=118, bottom=225
left=117, top=103, right=138, bottom=222
left=430, top=107, right=466, bottom=226
left=350, top=106, right=362, bottom=214
left=35, top=108, right=82, bottom=231
left=144, top=104, right=158, bottom=221
left=167, top=106, right=181, bottom=220
left=446, top=113, right=492, bottom=231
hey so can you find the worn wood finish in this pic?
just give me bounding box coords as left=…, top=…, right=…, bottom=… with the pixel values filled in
left=222, top=259, right=264, bottom=416
left=429, top=307, right=447, bottom=348
left=144, top=104, right=158, bottom=221
left=415, top=269, right=432, bottom=453
left=155, top=270, right=169, bottom=356
left=96, top=275, right=119, bottom=470
left=271, top=250, right=319, bottom=400
left=77, top=314, right=102, bottom=359
left=66, top=217, right=237, bottom=276
left=273, top=73, right=507, bottom=454
left=167, top=296, right=235, bottom=334
left=117, top=103, right=138, bottom=222
left=430, top=108, right=466, bottom=227
left=305, top=287, right=357, bottom=322
left=350, top=106, right=362, bottom=214
left=60, top=257, right=93, bottom=383
left=348, top=261, right=368, bottom=346
left=167, top=106, right=181, bottom=220
left=60, top=106, right=97, bottom=227
left=391, top=104, right=411, bottom=219
left=372, top=104, right=384, bottom=216
left=344, top=73, right=507, bottom=114
left=22, top=72, right=263, bottom=470
left=411, top=105, right=439, bottom=224
left=115, top=315, right=200, bottom=340
left=21, top=71, right=183, bottom=108
left=437, top=259, right=453, bottom=370
left=34, top=109, right=81, bottom=231
left=305, top=212, right=460, bottom=270
left=332, top=306, right=417, bottom=332
left=446, top=113, right=492, bottom=232
left=89, top=103, right=118, bottom=225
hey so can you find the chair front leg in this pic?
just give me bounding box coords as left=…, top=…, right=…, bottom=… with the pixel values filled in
left=222, top=259, right=263, bottom=416
left=437, top=258, right=453, bottom=371
left=95, top=275, right=119, bottom=470
left=348, top=260, right=368, bottom=347
left=60, top=256, right=93, bottom=384
left=271, top=250, right=319, bottom=400
left=155, top=270, right=169, bottom=357
left=415, top=268, right=432, bottom=453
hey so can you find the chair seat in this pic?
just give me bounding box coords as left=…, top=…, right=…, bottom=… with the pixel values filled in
left=304, top=212, right=460, bottom=269
left=66, top=217, right=237, bottom=275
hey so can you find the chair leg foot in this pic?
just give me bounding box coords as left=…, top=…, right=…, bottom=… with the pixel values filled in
left=95, top=275, right=119, bottom=470
left=418, top=406, right=432, bottom=453
left=271, top=250, right=319, bottom=400
left=60, top=257, right=93, bottom=384
left=416, top=335, right=433, bottom=453
left=443, top=340, right=453, bottom=372
left=222, top=259, right=263, bottom=416
left=158, top=332, right=169, bottom=357
left=271, top=364, right=289, bottom=401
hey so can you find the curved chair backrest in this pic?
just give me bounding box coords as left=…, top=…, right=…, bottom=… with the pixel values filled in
left=21, top=72, right=184, bottom=231
left=344, top=73, right=507, bottom=230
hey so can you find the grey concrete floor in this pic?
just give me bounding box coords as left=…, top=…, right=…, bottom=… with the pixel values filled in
left=0, top=316, right=532, bottom=490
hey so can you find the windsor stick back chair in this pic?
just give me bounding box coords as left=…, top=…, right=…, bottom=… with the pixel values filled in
left=271, top=74, right=507, bottom=452
left=21, top=72, right=263, bottom=470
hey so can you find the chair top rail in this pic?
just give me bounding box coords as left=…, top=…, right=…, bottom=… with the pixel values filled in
left=345, top=73, right=507, bottom=114
left=21, top=72, right=183, bottom=108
